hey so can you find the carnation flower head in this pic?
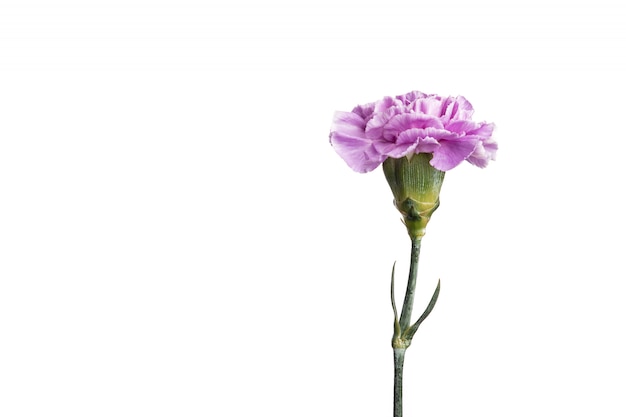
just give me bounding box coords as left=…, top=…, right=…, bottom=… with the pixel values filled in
left=329, top=90, right=497, bottom=173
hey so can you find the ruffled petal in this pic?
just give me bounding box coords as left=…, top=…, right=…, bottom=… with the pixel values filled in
left=451, top=95, right=474, bottom=120
left=445, top=119, right=481, bottom=134
left=330, top=131, right=383, bottom=173
left=373, top=139, right=417, bottom=159
left=416, top=97, right=445, bottom=117
left=442, top=95, right=474, bottom=121
left=467, top=122, right=495, bottom=138
left=394, top=129, right=442, bottom=155
left=352, top=102, right=376, bottom=120
left=421, top=127, right=456, bottom=141
left=482, top=135, right=498, bottom=157
left=365, top=105, right=403, bottom=140
left=331, top=111, right=367, bottom=137
left=329, top=90, right=495, bottom=173
left=329, top=111, right=384, bottom=172
left=396, top=128, right=422, bottom=145
left=415, top=136, right=440, bottom=154
left=384, top=113, right=444, bottom=140
left=466, top=141, right=490, bottom=168
left=430, top=137, right=478, bottom=171
left=374, top=96, right=403, bottom=114
left=396, top=90, right=427, bottom=104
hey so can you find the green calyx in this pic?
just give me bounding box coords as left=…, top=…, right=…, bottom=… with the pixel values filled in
left=382, top=153, right=445, bottom=239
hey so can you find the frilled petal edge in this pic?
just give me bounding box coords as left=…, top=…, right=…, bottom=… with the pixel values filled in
left=430, top=137, right=478, bottom=171
left=330, top=131, right=384, bottom=173
left=329, top=90, right=496, bottom=173
left=331, top=111, right=367, bottom=137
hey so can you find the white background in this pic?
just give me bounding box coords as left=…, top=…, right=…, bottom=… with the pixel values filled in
left=1, top=0, right=625, bottom=416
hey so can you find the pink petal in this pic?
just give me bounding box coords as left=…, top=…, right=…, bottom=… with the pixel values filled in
left=373, top=140, right=418, bottom=158
left=384, top=113, right=444, bottom=140
left=365, top=106, right=403, bottom=140
left=445, top=119, right=480, bottom=134
left=352, top=102, right=376, bottom=120
left=396, top=90, right=427, bottom=105
left=331, top=111, right=366, bottom=137
left=416, top=136, right=440, bottom=154
left=330, top=131, right=383, bottom=173
left=467, top=122, right=495, bottom=137
left=430, top=138, right=478, bottom=171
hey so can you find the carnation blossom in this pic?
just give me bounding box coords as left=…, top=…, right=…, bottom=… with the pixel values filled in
left=330, top=90, right=497, bottom=172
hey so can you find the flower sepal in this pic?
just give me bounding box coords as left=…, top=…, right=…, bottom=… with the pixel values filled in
left=382, top=153, right=445, bottom=239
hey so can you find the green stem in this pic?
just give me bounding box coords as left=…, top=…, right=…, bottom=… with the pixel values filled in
left=393, top=348, right=406, bottom=417
left=393, top=237, right=423, bottom=417
left=399, top=237, right=421, bottom=330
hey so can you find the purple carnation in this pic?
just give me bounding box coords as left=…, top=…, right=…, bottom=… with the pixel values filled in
left=330, top=91, right=497, bottom=172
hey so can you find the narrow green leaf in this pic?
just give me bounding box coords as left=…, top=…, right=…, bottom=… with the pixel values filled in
left=403, top=279, right=441, bottom=341
left=391, top=262, right=401, bottom=338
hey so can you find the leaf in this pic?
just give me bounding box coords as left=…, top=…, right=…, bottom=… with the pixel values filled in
left=391, top=262, right=401, bottom=339
left=403, top=279, right=441, bottom=342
